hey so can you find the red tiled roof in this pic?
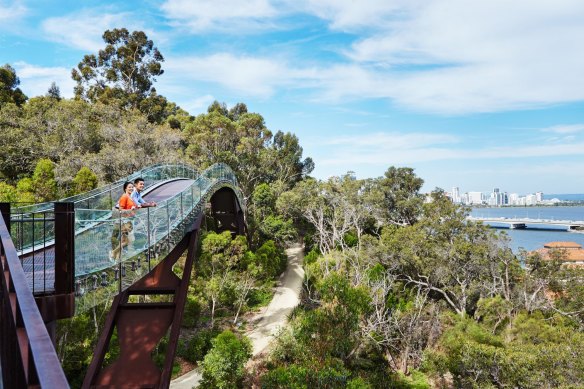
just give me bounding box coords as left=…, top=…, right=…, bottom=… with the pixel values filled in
left=543, top=241, right=582, bottom=249
left=536, top=242, right=584, bottom=263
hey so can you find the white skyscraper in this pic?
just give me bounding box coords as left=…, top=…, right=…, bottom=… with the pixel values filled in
left=526, top=194, right=537, bottom=205
left=468, top=191, right=483, bottom=205
left=452, top=187, right=460, bottom=203
left=536, top=192, right=543, bottom=203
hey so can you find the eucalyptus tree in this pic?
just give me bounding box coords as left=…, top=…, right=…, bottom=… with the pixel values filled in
left=188, top=102, right=313, bottom=191
left=71, top=28, right=166, bottom=119
left=384, top=191, right=510, bottom=317
left=0, top=64, right=27, bottom=106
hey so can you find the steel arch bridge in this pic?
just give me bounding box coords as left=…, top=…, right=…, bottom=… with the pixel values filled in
left=0, top=163, right=246, bottom=388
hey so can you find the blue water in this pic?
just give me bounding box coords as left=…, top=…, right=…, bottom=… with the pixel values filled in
left=471, top=206, right=584, bottom=252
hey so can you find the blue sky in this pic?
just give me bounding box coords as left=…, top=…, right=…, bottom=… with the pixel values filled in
left=2, top=0, right=584, bottom=194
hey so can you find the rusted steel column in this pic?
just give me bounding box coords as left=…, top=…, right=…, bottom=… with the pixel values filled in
left=54, top=202, right=75, bottom=295
left=0, top=203, right=9, bottom=234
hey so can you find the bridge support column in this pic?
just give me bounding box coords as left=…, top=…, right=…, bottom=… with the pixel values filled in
left=35, top=202, right=76, bottom=346
left=83, top=215, right=204, bottom=389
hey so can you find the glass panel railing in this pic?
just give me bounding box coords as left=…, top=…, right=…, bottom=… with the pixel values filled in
left=13, top=163, right=198, bottom=214
left=72, top=163, right=244, bottom=313
left=11, top=163, right=198, bottom=254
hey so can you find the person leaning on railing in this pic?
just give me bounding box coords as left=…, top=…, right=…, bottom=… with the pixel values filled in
left=110, top=181, right=136, bottom=261
left=131, top=177, right=157, bottom=208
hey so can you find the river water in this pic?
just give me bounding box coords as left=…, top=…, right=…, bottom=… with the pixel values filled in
left=470, top=206, right=584, bottom=252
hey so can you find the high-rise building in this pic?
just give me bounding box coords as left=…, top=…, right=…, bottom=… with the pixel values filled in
left=451, top=187, right=460, bottom=203
left=489, top=188, right=505, bottom=206
left=468, top=191, right=483, bottom=205
left=536, top=192, right=544, bottom=203
left=461, top=193, right=469, bottom=205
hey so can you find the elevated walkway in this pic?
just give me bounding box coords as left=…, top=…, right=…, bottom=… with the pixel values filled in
left=1, top=163, right=246, bottom=388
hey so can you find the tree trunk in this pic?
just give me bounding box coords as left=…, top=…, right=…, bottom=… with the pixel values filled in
left=211, top=298, right=216, bottom=328
left=400, top=345, right=410, bottom=375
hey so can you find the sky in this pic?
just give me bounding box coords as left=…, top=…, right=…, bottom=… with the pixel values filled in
left=2, top=0, right=584, bottom=195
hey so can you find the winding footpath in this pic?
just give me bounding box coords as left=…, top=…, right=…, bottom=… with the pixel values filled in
left=170, top=243, right=305, bottom=389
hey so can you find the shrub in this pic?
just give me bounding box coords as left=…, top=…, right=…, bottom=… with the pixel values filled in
left=201, top=330, right=252, bottom=388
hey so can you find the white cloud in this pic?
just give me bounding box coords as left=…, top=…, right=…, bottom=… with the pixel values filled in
left=138, top=0, right=584, bottom=114
left=337, top=0, right=584, bottom=113
left=315, top=131, right=584, bottom=168
left=181, top=94, right=215, bottom=113
left=160, top=0, right=584, bottom=114
left=542, top=124, right=584, bottom=134
left=13, top=62, right=76, bottom=98
left=41, top=10, right=162, bottom=52
left=161, top=0, right=277, bottom=32
left=164, top=53, right=316, bottom=98
left=327, top=132, right=458, bottom=149
left=0, top=0, right=26, bottom=23
left=301, top=0, right=417, bottom=31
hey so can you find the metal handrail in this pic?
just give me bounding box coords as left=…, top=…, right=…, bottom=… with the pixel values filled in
left=0, top=204, right=69, bottom=388
left=14, top=163, right=198, bottom=214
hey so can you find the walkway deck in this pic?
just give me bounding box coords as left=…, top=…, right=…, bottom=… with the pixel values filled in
left=19, top=179, right=194, bottom=294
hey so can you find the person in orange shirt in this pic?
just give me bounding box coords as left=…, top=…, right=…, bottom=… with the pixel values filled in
left=110, top=182, right=136, bottom=261
left=118, top=181, right=137, bottom=210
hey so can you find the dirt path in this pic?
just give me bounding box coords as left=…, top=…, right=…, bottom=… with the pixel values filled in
left=170, top=243, right=305, bottom=389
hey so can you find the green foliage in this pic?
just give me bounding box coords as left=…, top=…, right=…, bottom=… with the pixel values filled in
left=57, top=304, right=113, bottom=387
left=0, top=182, right=17, bottom=202
left=16, top=177, right=35, bottom=203
left=179, top=328, right=221, bottom=363
left=72, top=28, right=164, bottom=112
left=47, top=82, right=61, bottom=100
left=381, top=191, right=512, bottom=317
left=343, top=231, right=358, bottom=248
left=378, top=166, right=424, bottom=226
left=252, top=182, right=276, bottom=217
left=247, top=282, right=274, bottom=308
left=474, top=296, right=512, bottom=333
left=0, top=98, right=183, bottom=185
left=304, top=247, right=320, bottom=265
left=184, top=103, right=313, bottom=201
left=252, top=240, right=287, bottom=279
left=259, top=215, right=298, bottom=247
left=293, top=273, right=371, bottom=362
left=261, top=363, right=351, bottom=389
left=32, top=158, right=57, bottom=201
left=201, top=330, right=252, bottom=388
left=73, top=166, right=98, bottom=195
left=201, top=231, right=247, bottom=275
left=0, top=64, right=27, bottom=106
left=424, top=313, right=584, bottom=388
left=346, top=376, right=373, bottom=389
left=181, top=294, right=203, bottom=328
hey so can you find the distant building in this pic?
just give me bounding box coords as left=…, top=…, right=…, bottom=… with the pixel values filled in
left=451, top=187, right=461, bottom=204
left=468, top=191, right=483, bottom=205
left=461, top=192, right=469, bottom=205
left=509, top=193, right=519, bottom=205
left=534, top=242, right=584, bottom=268
left=488, top=188, right=507, bottom=206
left=526, top=194, right=537, bottom=206
left=536, top=192, right=544, bottom=203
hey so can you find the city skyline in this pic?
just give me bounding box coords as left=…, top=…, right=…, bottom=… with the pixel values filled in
left=2, top=1, right=584, bottom=193
left=449, top=186, right=549, bottom=206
